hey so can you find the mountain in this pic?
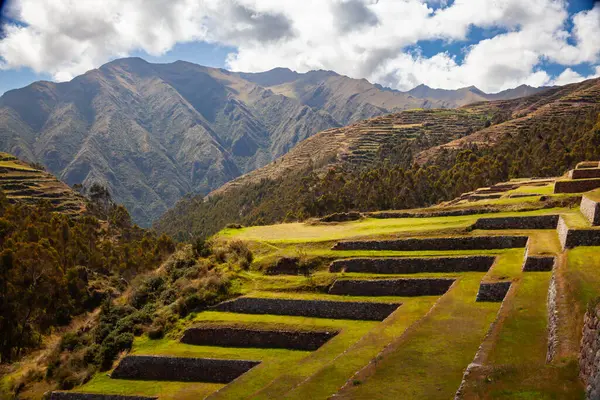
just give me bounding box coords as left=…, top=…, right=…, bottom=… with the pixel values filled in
left=0, top=58, right=548, bottom=226
left=154, top=77, right=600, bottom=239
left=0, top=58, right=339, bottom=225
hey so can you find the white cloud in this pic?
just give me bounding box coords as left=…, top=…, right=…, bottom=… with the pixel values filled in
left=551, top=66, right=600, bottom=86
left=1, top=0, right=599, bottom=92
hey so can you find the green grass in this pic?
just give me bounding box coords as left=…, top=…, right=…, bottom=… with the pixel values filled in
left=221, top=209, right=566, bottom=244
left=250, top=296, right=440, bottom=399
left=80, top=376, right=223, bottom=400
left=459, top=273, right=584, bottom=399
left=505, top=183, right=555, bottom=196
left=331, top=273, right=499, bottom=400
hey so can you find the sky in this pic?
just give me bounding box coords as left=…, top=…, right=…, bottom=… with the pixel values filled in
left=0, top=0, right=599, bottom=96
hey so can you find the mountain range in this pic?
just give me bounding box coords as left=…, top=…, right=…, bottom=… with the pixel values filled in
left=0, top=57, right=548, bottom=225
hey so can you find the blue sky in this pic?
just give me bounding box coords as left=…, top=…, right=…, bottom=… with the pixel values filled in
left=0, top=0, right=599, bottom=95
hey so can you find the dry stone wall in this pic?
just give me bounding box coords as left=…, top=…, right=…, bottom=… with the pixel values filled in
left=547, top=272, right=558, bottom=363
left=49, top=394, right=157, bottom=400
left=581, top=195, right=600, bottom=226
left=212, top=297, right=401, bottom=321
left=333, top=236, right=529, bottom=251
left=557, top=216, right=600, bottom=249
left=368, top=208, right=500, bottom=219
left=570, top=168, right=600, bottom=179
left=476, top=282, right=512, bottom=302
left=329, top=256, right=495, bottom=274
left=328, top=278, right=454, bottom=296
left=180, top=327, right=338, bottom=351
left=580, top=302, right=600, bottom=399
left=472, top=215, right=559, bottom=230
left=522, top=255, right=555, bottom=271
left=111, top=355, right=260, bottom=383
left=554, top=179, right=600, bottom=193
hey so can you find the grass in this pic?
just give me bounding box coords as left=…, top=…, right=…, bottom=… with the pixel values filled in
left=220, top=209, right=566, bottom=244
left=0, top=160, right=36, bottom=171
left=459, top=273, right=584, bottom=399
left=332, top=273, right=499, bottom=400
left=250, top=296, right=440, bottom=399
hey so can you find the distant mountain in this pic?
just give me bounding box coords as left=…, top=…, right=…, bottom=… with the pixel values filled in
left=0, top=58, right=549, bottom=226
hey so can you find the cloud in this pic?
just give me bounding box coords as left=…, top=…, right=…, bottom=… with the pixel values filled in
left=551, top=66, right=600, bottom=86
left=332, top=0, right=379, bottom=33
left=0, top=0, right=599, bottom=92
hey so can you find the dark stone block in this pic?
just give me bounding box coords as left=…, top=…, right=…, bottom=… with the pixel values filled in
left=111, top=356, right=260, bottom=383
left=212, top=297, right=401, bottom=321
left=180, top=327, right=338, bottom=351
left=328, top=278, right=454, bottom=296
left=472, top=215, right=559, bottom=230
left=333, top=236, right=529, bottom=251
left=329, top=256, right=495, bottom=274
left=476, top=281, right=512, bottom=302
left=522, top=256, right=555, bottom=271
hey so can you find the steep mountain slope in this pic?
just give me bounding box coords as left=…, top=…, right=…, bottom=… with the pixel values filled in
left=0, top=58, right=338, bottom=225
left=0, top=58, right=548, bottom=226
left=155, top=77, right=600, bottom=239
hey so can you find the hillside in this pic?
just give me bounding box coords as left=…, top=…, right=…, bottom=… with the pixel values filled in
left=155, top=77, right=600, bottom=240
left=0, top=58, right=548, bottom=226
left=33, top=165, right=600, bottom=399
left=0, top=152, right=86, bottom=214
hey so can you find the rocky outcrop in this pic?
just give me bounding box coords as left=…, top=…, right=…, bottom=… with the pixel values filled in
left=333, top=236, right=528, bottom=251
left=472, top=215, right=559, bottom=230
left=522, top=255, right=555, bottom=272
left=476, top=282, right=512, bottom=302
left=329, top=256, right=495, bottom=274
left=581, top=195, right=600, bottom=226
left=580, top=301, right=600, bottom=399
left=180, top=326, right=338, bottom=350
left=49, top=394, right=157, bottom=400
left=111, top=355, right=260, bottom=383
left=328, top=278, right=454, bottom=297
left=554, top=179, right=600, bottom=194
left=212, top=297, right=401, bottom=321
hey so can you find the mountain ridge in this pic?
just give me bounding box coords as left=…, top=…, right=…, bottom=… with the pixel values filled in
left=0, top=57, right=549, bottom=226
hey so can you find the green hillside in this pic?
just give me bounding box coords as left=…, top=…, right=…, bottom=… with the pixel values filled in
left=22, top=167, right=600, bottom=399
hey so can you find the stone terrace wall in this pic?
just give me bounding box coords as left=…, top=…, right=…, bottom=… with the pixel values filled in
left=556, top=216, right=600, bottom=249
left=333, top=236, right=529, bottom=251
left=212, top=297, right=401, bottom=321
left=50, top=394, right=157, bottom=400
left=581, top=195, right=600, bottom=226
left=554, top=179, right=600, bottom=193
left=368, top=208, right=500, bottom=219
left=476, top=282, right=512, bottom=302
left=570, top=168, right=600, bottom=179
left=580, top=303, right=600, bottom=399
left=522, top=255, right=555, bottom=271
left=328, top=278, right=454, bottom=297
left=180, top=327, right=338, bottom=351
left=547, top=272, right=558, bottom=363
left=472, top=215, right=559, bottom=230
left=111, top=356, right=260, bottom=383
left=329, top=256, right=496, bottom=274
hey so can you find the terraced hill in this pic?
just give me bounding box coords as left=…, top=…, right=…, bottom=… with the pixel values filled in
left=156, top=77, right=600, bottom=239
left=0, top=152, right=85, bottom=214
left=52, top=165, right=600, bottom=399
